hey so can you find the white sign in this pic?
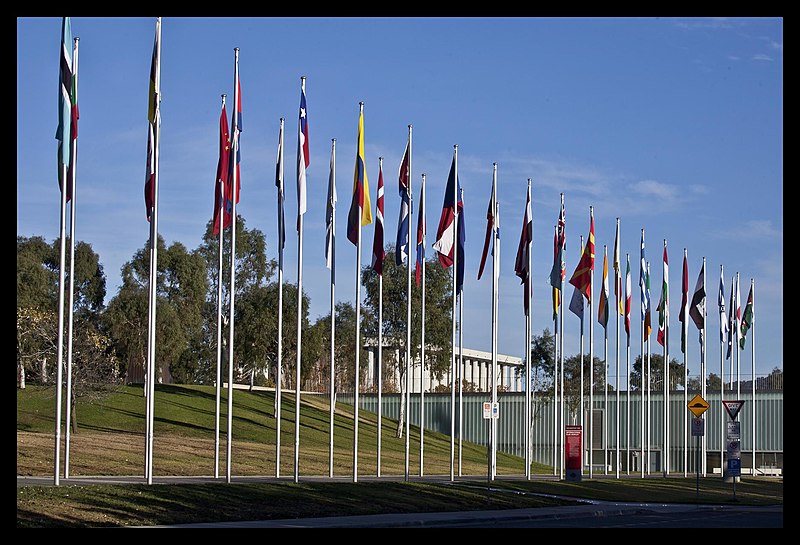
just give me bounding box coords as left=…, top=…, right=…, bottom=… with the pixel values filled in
left=483, top=402, right=492, bottom=419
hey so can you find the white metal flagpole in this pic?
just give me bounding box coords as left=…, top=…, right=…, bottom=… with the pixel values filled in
left=214, top=95, right=228, bottom=479
left=294, top=75, right=309, bottom=484
left=275, top=116, right=285, bottom=478
left=491, top=164, right=499, bottom=481
left=614, top=218, right=621, bottom=479
left=420, top=173, right=427, bottom=476
left=64, top=35, right=79, bottom=480
left=374, top=157, right=385, bottom=477
left=225, top=47, right=240, bottom=484
left=326, top=138, right=336, bottom=477
left=403, top=127, right=413, bottom=481
left=451, top=147, right=460, bottom=482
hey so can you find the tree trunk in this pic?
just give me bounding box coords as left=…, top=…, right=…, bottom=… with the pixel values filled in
left=70, top=394, right=78, bottom=434
left=41, top=357, right=47, bottom=384
left=395, top=359, right=406, bottom=439
left=18, top=362, right=25, bottom=389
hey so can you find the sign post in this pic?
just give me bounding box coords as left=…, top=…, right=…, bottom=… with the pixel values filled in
left=565, top=426, right=582, bottom=482
left=687, top=394, right=709, bottom=499
left=722, top=400, right=745, bottom=498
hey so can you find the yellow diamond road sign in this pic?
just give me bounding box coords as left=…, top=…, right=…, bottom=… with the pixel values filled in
left=688, top=394, right=710, bottom=417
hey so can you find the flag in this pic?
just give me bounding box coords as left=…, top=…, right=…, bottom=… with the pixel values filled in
left=456, top=187, right=466, bottom=295
left=656, top=244, right=669, bottom=347
left=514, top=184, right=533, bottom=314
left=568, top=210, right=595, bottom=302
left=679, top=251, right=689, bottom=353
left=614, top=219, right=623, bottom=316
left=347, top=105, right=371, bottom=246
left=371, top=160, right=385, bottom=274
left=395, top=142, right=410, bottom=265
left=275, top=118, right=285, bottom=252
left=726, top=275, right=735, bottom=359
left=551, top=227, right=560, bottom=320
left=57, top=17, right=73, bottom=196
left=144, top=18, right=160, bottom=222
left=568, top=239, right=585, bottom=320
left=639, top=230, right=647, bottom=321
left=734, top=275, right=742, bottom=346
left=689, top=261, right=705, bottom=331
left=297, top=79, right=309, bottom=226
left=625, top=254, right=631, bottom=336
left=477, top=181, right=496, bottom=280
left=224, top=69, right=242, bottom=228
left=66, top=29, right=79, bottom=202
left=325, top=141, right=336, bottom=270
left=598, top=247, right=610, bottom=329
left=212, top=101, right=231, bottom=236
left=739, top=283, right=753, bottom=349
left=433, top=155, right=460, bottom=268
left=718, top=266, right=728, bottom=346
left=644, top=263, right=652, bottom=338
left=415, top=176, right=425, bottom=286
left=549, top=197, right=566, bottom=289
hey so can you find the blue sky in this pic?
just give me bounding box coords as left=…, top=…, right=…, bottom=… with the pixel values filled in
left=17, top=17, right=783, bottom=384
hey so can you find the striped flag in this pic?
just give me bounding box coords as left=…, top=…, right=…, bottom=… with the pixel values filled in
left=371, top=160, right=385, bottom=274
left=644, top=263, right=652, bottom=338
left=726, top=275, right=735, bottom=359
left=325, top=140, right=336, bottom=270
left=640, top=230, right=647, bottom=321
left=297, top=78, right=309, bottom=227
left=57, top=17, right=73, bottom=195
left=552, top=227, right=560, bottom=320
left=689, top=260, right=706, bottom=332
left=212, top=101, right=231, bottom=236
left=679, top=251, right=689, bottom=353
left=598, top=247, right=610, bottom=329
left=477, top=180, right=496, bottom=280
left=739, top=283, right=753, bottom=350
left=656, top=243, right=669, bottom=347
left=395, top=142, right=411, bottom=265
left=718, top=266, right=728, bottom=345
left=144, top=17, right=160, bottom=222
left=224, top=68, right=242, bottom=227
left=432, top=155, right=460, bottom=268
left=625, top=254, right=631, bottom=336
left=415, top=176, right=425, bottom=286
left=549, top=196, right=566, bottom=289
left=614, top=219, right=623, bottom=315
left=514, top=183, right=533, bottom=315
left=275, top=118, right=285, bottom=251
left=347, top=104, right=371, bottom=246
left=568, top=208, right=595, bottom=302
left=456, top=186, right=466, bottom=295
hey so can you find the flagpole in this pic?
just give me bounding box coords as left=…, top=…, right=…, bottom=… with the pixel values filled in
left=225, top=47, right=240, bottom=484
left=375, top=157, right=384, bottom=478
left=683, top=248, right=689, bottom=477
left=603, top=245, right=609, bottom=476
left=662, top=239, right=669, bottom=477
left=639, top=229, right=646, bottom=478
left=559, top=234, right=565, bottom=481
left=327, top=138, right=336, bottom=478
left=750, top=278, right=755, bottom=476
left=700, top=257, right=707, bottom=477
left=214, top=95, right=228, bottom=480
left=55, top=114, right=68, bottom=488
left=491, top=187, right=499, bottom=482
left=146, top=17, right=162, bottom=485
left=588, top=207, right=595, bottom=480
left=614, top=218, right=621, bottom=479
left=577, top=235, right=585, bottom=476
left=719, top=264, right=725, bottom=477
left=451, top=146, right=460, bottom=482
left=275, top=116, right=285, bottom=478
left=294, top=75, right=308, bottom=484
left=64, top=35, right=79, bottom=480
left=353, top=101, right=368, bottom=483
left=626, top=253, right=631, bottom=475
left=525, top=179, right=532, bottom=479
left=457, top=184, right=464, bottom=477
left=736, top=272, right=741, bottom=399
left=420, top=173, right=427, bottom=477
left=404, top=126, right=413, bottom=482
left=553, top=225, right=559, bottom=477
left=646, top=261, right=652, bottom=475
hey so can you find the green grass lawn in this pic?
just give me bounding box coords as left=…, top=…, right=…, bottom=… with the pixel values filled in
left=17, top=384, right=782, bottom=527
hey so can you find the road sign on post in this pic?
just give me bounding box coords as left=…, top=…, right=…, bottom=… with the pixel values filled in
left=688, top=394, right=710, bottom=417
left=723, top=400, right=744, bottom=421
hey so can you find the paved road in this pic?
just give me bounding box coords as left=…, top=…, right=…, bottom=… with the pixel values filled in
left=145, top=502, right=782, bottom=528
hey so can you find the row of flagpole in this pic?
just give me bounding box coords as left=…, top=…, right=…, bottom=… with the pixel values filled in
left=51, top=17, right=760, bottom=486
